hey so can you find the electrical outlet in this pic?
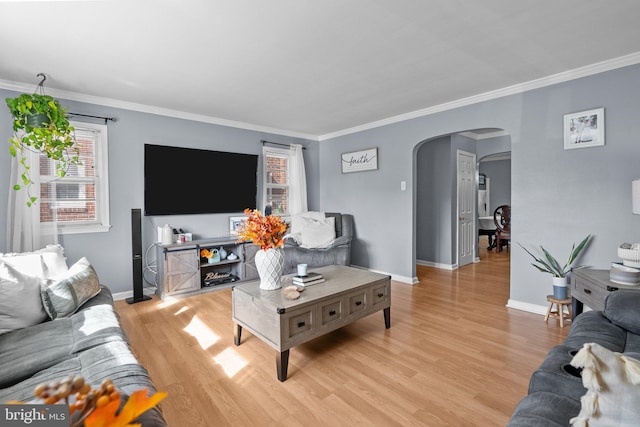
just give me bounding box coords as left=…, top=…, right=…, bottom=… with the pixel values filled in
left=401, top=181, right=406, bottom=191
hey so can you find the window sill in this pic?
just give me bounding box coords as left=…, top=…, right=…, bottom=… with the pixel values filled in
left=58, top=224, right=112, bottom=235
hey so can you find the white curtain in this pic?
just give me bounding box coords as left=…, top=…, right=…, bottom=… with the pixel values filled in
left=6, top=150, right=58, bottom=252
left=289, top=144, right=307, bottom=215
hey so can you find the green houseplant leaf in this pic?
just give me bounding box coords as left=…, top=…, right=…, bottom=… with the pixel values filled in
left=519, top=235, right=591, bottom=278
left=5, top=93, right=81, bottom=206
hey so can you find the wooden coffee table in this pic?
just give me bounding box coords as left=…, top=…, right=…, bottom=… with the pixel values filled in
left=232, top=265, right=391, bottom=381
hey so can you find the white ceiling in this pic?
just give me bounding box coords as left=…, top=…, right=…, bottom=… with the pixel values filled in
left=1, top=0, right=640, bottom=140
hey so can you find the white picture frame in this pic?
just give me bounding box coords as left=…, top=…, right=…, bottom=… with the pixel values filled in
left=564, top=108, right=605, bottom=150
left=229, top=216, right=246, bottom=236
left=341, top=147, right=378, bottom=173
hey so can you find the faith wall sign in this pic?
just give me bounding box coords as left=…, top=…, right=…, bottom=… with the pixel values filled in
left=341, top=147, right=378, bottom=173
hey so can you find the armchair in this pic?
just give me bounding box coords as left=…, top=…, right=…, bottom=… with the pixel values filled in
left=282, top=212, right=353, bottom=274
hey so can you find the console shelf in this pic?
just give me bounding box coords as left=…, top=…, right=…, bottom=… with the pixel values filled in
left=156, top=237, right=258, bottom=299
left=201, top=258, right=242, bottom=268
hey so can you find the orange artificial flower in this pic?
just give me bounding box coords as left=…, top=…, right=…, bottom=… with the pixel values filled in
left=84, top=389, right=167, bottom=427
left=236, top=208, right=288, bottom=250
left=200, top=248, right=214, bottom=258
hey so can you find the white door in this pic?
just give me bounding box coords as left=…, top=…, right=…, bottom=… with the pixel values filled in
left=457, top=150, right=476, bottom=267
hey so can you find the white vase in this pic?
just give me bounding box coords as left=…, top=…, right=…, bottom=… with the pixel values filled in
left=255, top=248, right=284, bottom=290
left=552, top=276, right=569, bottom=300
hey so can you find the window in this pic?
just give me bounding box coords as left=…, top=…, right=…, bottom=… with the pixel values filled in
left=39, top=121, right=110, bottom=234
left=263, top=147, right=290, bottom=215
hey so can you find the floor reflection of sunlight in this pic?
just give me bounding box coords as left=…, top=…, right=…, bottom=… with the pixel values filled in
left=183, top=316, right=220, bottom=350
left=214, top=347, right=247, bottom=378
left=174, top=306, right=188, bottom=316
left=158, top=296, right=184, bottom=309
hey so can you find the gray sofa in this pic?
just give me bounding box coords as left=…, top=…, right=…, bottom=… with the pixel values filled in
left=282, top=212, right=353, bottom=275
left=507, top=289, right=640, bottom=426
left=0, top=286, right=167, bottom=426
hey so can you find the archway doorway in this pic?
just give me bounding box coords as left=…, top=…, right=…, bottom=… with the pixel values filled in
left=414, top=128, right=511, bottom=273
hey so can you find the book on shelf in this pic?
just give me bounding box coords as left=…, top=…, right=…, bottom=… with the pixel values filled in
left=292, top=272, right=323, bottom=283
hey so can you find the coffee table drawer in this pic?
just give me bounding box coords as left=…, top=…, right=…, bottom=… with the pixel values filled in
left=347, top=290, right=367, bottom=316
left=319, top=297, right=343, bottom=326
left=370, top=282, right=390, bottom=309
left=285, top=308, right=314, bottom=339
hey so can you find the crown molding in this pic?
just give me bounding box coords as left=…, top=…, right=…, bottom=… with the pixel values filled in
left=0, top=79, right=319, bottom=141
left=458, top=130, right=510, bottom=140
left=2, top=51, right=639, bottom=142
left=479, top=152, right=511, bottom=162
left=319, top=51, right=640, bottom=141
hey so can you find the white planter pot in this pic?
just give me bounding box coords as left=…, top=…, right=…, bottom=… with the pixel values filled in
left=552, top=276, right=569, bottom=300
left=255, top=248, right=284, bottom=290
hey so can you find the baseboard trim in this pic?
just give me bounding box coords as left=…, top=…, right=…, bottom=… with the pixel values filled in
left=112, top=287, right=156, bottom=302
left=506, top=299, right=547, bottom=316
left=416, top=259, right=457, bottom=270
left=372, top=269, right=418, bottom=285
left=350, top=264, right=418, bottom=285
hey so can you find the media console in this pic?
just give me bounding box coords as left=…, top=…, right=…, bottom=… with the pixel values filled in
left=156, top=237, right=258, bottom=299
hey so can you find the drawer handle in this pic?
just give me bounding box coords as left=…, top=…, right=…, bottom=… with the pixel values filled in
left=584, top=288, right=591, bottom=295
left=355, top=301, right=362, bottom=306
left=329, top=310, right=336, bottom=316
left=377, top=293, right=384, bottom=298
left=297, top=321, right=306, bottom=328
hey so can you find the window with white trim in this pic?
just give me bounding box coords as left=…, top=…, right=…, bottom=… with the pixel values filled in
left=39, top=121, right=110, bottom=234
left=263, top=147, right=290, bottom=215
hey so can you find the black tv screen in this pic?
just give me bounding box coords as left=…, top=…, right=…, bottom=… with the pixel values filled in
left=144, top=144, right=258, bottom=215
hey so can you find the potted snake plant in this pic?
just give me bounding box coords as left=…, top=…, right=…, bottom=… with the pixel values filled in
left=5, top=93, right=80, bottom=206
left=519, top=235, right=591, bottom=299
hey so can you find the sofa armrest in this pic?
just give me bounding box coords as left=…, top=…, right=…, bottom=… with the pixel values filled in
left=331, top=235, right=351, bottom=247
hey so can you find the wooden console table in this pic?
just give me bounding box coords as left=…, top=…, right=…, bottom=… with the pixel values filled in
left=571, top=268, right=640, bottom=319
left=232, top=265, right=391, bottom=381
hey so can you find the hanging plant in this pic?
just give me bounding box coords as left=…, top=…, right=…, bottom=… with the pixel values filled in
left=5, top=77, right=80, bottom=206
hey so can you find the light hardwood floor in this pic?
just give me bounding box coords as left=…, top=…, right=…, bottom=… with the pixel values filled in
left=114, top=240, right=568, bottom=426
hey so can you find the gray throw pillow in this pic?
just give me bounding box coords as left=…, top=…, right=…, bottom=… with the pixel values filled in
left=41, top=257, right=101, bottom=319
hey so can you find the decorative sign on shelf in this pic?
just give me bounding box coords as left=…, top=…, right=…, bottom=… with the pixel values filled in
left=341, top=147, right=378, bottom=173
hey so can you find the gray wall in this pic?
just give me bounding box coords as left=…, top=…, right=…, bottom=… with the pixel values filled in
left=0, top=91, right=319, bottom=294
left=479, top=158, right=511, bottom=212
left=319, top=63, right=640, bottom=308
left=416, top=136, right=451, bottom=264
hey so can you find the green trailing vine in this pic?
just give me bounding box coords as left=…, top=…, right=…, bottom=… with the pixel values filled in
left=5, top=93, right=80, bottom=206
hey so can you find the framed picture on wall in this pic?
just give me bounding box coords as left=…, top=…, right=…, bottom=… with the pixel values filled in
left=341, top=147, right=378, bottom=173
left=564, top=108, right=605, bottom=149
left=229, top=216, right=246, bottom=236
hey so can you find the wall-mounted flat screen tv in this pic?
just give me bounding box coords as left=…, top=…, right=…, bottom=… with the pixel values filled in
left=144, top=144, right=258, bottom=216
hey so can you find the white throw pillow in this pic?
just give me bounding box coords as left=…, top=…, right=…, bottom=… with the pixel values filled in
left=570, top=342, right=640, bottom=427
left=289, top=212, right=325, bottom=235
left=0, top=262, right=48, bottom=334
left=41, top=257, right=102, bottom=319
left=294, top=216, right=336, bottom=249
left=0, top=253, right=47, bottom=279
left=36, top=245, right=69, bottom=277
left=0, top=244, right=68, bottom=279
